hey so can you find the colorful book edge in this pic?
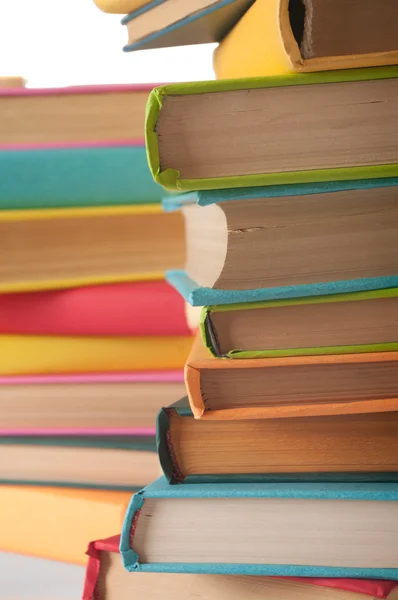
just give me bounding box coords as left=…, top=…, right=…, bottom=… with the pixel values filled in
left=166, top=270, right=398, bottom=306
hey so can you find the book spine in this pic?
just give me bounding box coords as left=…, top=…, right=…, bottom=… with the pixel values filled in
left=156, top=408, right=185, bottom=484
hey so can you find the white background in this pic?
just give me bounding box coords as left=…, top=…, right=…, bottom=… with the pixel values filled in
left=0, top=0, right=216, bottom=86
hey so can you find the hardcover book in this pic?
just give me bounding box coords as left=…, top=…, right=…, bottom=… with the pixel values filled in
left=145, top=67, right=398, bottom=192
left=0, top=334, right=193, bottom=375
left=0, top=280, right=191, bottom=336
left=185, top=336, right=398, bottom=420
left=200, top=289, right=398, bottom=359
left=120, top=477, right=398, bottom=578
left=157, top=397, right=398, bottom=483
left=122, top=0, right=254, bottom=52
left=0, top=205, right=184, bottom=292
left=0, top=144, right=164, bottom=210
left=214, top=0, right=398, bottom=79
left=0, top=372, right=184, bottom=435
left=0, top=486, right=132, bottom=565
left=164, top=179, right=398, bottom=305
left=83, top=534, right=398, bottom=600
left=0, top=436, right=159, bottom=489
left=0, top=84, right=154, bottom=145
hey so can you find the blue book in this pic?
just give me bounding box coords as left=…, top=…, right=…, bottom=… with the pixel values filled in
left=122, top=0, right=254, bottom=53
left=121, top=476, right=398, bottom=578
left=163, top=178, right=398, bottom=306
left=0, top=145, right=164, bottom=210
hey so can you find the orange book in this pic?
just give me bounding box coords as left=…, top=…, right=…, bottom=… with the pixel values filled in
left=185, top=336, right=398, bottom=420
left=0, top=486, right=131, bottom=565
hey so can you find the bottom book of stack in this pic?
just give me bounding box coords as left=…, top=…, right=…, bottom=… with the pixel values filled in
left=83, top=534, right=398, bottom=600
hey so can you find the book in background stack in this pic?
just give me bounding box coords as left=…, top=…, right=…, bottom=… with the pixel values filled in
left=0, top=83, right=194, bottom=565
left=91, top=47, right=398, bottom=599
left=93, top=0, right=255, bottom=53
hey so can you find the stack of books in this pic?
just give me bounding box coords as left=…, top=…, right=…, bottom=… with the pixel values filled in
left=83, top=48, right=398, bottom=600
left=0, top=83, right=194, bottom=564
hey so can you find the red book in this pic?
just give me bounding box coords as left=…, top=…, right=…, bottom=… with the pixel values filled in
left=0, top=280, right=191, bottom=337
left=83, top=535, right=398, bottom=600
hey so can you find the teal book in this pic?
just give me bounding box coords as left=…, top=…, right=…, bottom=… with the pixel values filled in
left=0, top=145, right=164, bottom=210
left=0, top=436, right=158, bottom=490
left=162, top=178, right=398, bottom=305
left=157, top=397, right=398, bottom=484
left=121, top=476, right=398, bottom=578
left=122, top=0, right=254, bottom=52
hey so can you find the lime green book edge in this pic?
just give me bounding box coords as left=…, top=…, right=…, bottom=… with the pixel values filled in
left=145, top=66, right=398, bottom=191
left=200, top=287, right=398, bottom=359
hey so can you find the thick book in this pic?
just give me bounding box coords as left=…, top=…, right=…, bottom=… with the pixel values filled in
left=157, top=397, right=398, bottom=484
left=0, top=334, right=193, bottom=375
left=0, top=144, right=164, bottom=210
left=201, top=289, right=398, bottom=359
left=83, top=534, right=398, bottom=600
left=0, top=280, right=191, bottom=336
left=145, top=67, right=398, bottom=192
left=0, top=84, right=154, bottom=146
left=122, top=0, right=254, bottom=52
left=0, top=486, right=132, bottom=565
left=0, top=204, right=184, bottom=293
left=0, top=372, right=184, bottom=435
left=164, top=179, right=398, bottom=305
left=120, top=477, right=398, bottom=578
left=214, top=0, right=398, bottom=79
left=185, top=336, right=398, bottom=420
left=0, top=435, right=159, bottom=489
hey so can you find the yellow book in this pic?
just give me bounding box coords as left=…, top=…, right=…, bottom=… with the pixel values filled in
left=93, top=0, right=149, bottom=13
left=0, top=486, right=131, bottom=565
left=0, top=335, right=193, bottom=375
left=214, top=0, right=398, bottom=79
left=0, top=204, right=184, bottom=293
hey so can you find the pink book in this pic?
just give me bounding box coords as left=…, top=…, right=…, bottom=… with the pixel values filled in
left=83, top=535, right=398, bottom=600
left=0, top=371, right=184, bottom=436
left=0, top=281, right=191, bottom=337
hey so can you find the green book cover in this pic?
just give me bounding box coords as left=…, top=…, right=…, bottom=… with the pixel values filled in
left=145, top=66, right=398, bottom=192
left=201, top=288, right=398, bottom=358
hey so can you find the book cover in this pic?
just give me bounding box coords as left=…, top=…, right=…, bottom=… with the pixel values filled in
left=93, top=0, right=149, bottom=13
left=0, top=486, right=132, bottom=565
left=0, top=280, right=191, bottom=337
left=122, top=0, right=255, bottom=52
left=83, top=533, right=398, bottom=600
left=157, top=397, right=398, bottom=484
left=185, top=337, right=398, bottom=420
left=0, top=144, right=164, bottom=210
left=145, top=66, right=398, bottom=192
left=0, top=334, right=193, bottom=375
left=163, top=178, right=398, bottom=209
left=214, top=0, right=398, bottom=79
left=200, top=288, right=398, bottom=358
left=120, top=476, right=398, bottom=578
left=166, top=268, right=398, bottom=307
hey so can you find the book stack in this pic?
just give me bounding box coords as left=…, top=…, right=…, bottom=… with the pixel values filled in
left=83, top=33, right=398, bottom=600
left=0, top=83, right=194, bottom=564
